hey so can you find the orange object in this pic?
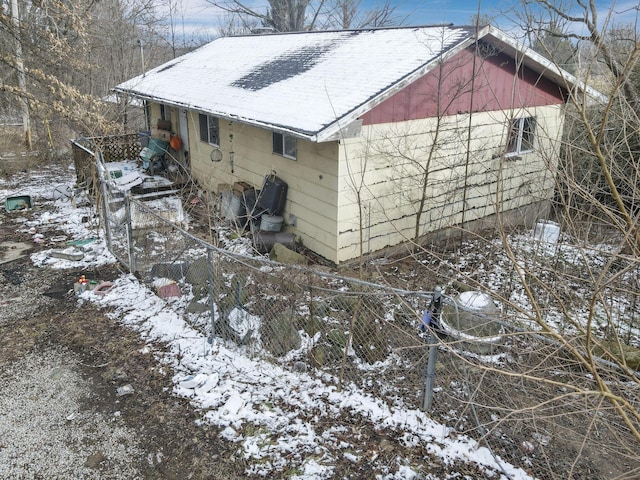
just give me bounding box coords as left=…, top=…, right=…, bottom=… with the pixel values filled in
left=169, top=135, right=182, bottom=150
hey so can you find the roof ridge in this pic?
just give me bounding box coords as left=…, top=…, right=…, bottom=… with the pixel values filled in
left=228, top=23, right=467, bottom=38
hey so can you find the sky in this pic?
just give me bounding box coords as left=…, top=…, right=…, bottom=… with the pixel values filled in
left=165, top=0, right=640, bottom=42
left=167, top=0, right=506, bottom=40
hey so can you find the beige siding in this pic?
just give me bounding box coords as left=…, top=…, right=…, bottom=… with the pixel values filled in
left=336, top=105, right=564, bottom=263
left=148, top=104, right=162, bottom=128
left=147, top=102, right=563, bottom=264
left=172, top=109, right=341, bottom=262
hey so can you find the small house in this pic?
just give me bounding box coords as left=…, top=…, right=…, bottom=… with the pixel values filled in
left=114, top=25, right=599, bottom=264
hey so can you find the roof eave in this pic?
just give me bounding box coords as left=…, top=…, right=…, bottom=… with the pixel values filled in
left=482, top=26, right=608, bottom=104
left=112, top=87, right=320, bottom=141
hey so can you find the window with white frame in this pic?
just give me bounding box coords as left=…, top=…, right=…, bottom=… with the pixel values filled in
left=199, top=114, right=219, bottom=145
left=273, top=132, right=297, bottom=160
left=506, top=116, right=536, bottom=155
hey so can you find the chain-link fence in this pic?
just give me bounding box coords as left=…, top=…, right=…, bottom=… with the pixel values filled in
left=76, top=139, right=436, bottom=403
left=99, top=170, right=436, bottom=402
left=72, top=136, right=640, bottom=479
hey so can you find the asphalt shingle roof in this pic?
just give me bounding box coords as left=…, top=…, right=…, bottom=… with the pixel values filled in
left=115, top=25, right=602, bottom=142
left=115, top=26, right=478, bottom=141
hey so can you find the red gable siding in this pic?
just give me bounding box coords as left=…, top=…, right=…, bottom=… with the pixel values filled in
left=360, top=47, right=567, bottom=125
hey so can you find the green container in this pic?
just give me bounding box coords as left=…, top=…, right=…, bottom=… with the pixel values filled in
left=148, top=138, right=169, bottom=156
left=5, top=195, right=32, bottom=212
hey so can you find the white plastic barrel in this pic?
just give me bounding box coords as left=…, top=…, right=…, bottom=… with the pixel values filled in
left=533, top=220, right=560, bottom=243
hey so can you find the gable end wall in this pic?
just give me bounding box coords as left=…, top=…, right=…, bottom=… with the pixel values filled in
left=360, top=47, right=566, bottom=124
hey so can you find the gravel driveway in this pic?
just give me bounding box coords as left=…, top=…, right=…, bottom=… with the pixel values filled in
left=0, top=200, right=241, bottom=479
left=0, top=348, right=145, bottom=479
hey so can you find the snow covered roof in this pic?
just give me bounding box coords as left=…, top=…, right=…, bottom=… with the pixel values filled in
left=113, top=25, right=597, bottom=142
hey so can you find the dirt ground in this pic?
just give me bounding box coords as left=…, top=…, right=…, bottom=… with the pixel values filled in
left=0, top=233, right=245, bottom=478
left=0, top=144, right=245, bottom=478
left=2, top=148, right=639, bottom=479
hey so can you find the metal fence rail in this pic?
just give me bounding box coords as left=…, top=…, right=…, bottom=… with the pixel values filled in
left=70, top=135, right=640, bottom=478
left=104, top=188, right=435, bottom=398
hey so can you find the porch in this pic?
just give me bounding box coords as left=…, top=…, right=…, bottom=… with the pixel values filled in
left=70, top=133, right=296, bottom=257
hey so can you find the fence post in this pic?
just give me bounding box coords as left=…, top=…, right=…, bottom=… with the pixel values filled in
left=423, top=286, right=442, bottom=412
left=95, top=150, right=113, bottom=254
left=99, top=173, right=112, bottom=253
left=423, top=332, right=438, bottom=411
left=124, top=195, right=136, bottom=274
left=207, top=247, right=216, bottom=345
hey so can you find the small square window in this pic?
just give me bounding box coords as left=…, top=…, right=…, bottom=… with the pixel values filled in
left=506, top=116, right=536, bottom=155
left=199, top=114, right=219, bottom=146
left=273, top=132, right=297, bottom=160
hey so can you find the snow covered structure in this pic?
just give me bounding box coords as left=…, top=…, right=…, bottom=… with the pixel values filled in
left=113, top=25, right=600, bottom=264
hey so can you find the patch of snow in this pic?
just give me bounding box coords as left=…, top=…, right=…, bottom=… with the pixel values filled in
left=5, top=166, right=591, bottom=478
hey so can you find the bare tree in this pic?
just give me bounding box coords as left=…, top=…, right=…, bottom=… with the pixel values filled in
left=427, top=1, right=640, bottom=472
left=0, top=0, right=177, bottom=146
left=340, top=14, right=640, bottom=476
left=217, top=11, right=260, bottom=36
left=206, top=0, right=315, bottom=32
left=1, top=0, right=114, bottom=141
left=525, top=1, right=640, bottom=255
left=321, top=0, right=401, bottom=29
left=521, top=0, right=639, bottom=104
left=210, top=0, right=402, bottom=33
left=528, top=16, right=577, bottom=72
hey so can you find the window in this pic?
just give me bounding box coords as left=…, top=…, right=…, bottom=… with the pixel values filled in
left=199, top=114, right=219, bottom=145
left=160, top=104, right=169, bottom=121
left=273, top=132, right=297, bottom=160
left=506, top=116, right=536, bottom=155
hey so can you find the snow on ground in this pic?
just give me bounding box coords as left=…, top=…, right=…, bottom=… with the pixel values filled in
left=1, top=165, right=536, bottom=478
left=86, top=274, right=531, bottom=479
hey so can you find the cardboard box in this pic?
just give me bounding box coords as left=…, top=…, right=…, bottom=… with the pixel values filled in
left=233, top=181, right=252, bottom=195
left=157, top=119, right=171, bottom=130
left=151, top=128, right=171, bottom=141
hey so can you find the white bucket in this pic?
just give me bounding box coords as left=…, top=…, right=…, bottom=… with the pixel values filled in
left=260, top=214, right=284, bottom=232
left=440, top=291, right=504, bottom=354
left=533, top=220, right=560, bottom=243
